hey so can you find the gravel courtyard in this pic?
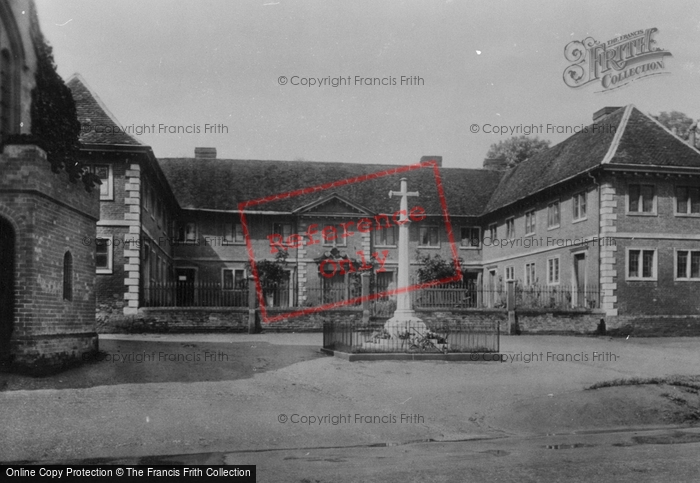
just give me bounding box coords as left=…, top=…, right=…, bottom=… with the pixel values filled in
left=1, top=333, right=699, bottom=481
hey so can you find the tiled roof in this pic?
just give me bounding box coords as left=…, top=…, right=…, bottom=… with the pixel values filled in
left=484, top=107, right=625, bottom=213
left=609, top=107, right=700, bottom=168
left=484, top=105, right=700, bottom=213
left=157, top=158, right=503, bottom=217
left=66, top=74, right=142, bottom=146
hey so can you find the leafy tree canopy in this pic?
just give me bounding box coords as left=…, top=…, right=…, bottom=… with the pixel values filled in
left=415, top=252, right=463, bottom=284
left=5, top=13, right=99, bottom=192
left=485, top=135, right=551, bottom=168
left=247, top=251, right=289, bottom=287
left=653, top=111, right=696, bottom=141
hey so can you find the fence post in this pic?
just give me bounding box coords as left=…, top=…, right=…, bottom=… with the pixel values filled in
left=507, top=280, right=517, bottom=335
left=361, top=272, right=370, bottom=324
left=247, top=276, right=260, bottom=333
left=476, top=272, right=483, bottom=308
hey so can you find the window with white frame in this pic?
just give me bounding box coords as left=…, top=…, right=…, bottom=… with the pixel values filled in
left=525, top=210, right=536, bottom=235
left=155, top=200, right=161, bottom=228
left=573, top=191, right=587, bottom=221
left=419, top=226, right=440, bottom=247
left=150, top=188, right=156, bottom=218
left=505, top=266, right=514, bottom=281
left=460, top=226, right=480, bottom=248
left=627, top=248, right=656, bottom=280
left=223, top=268, right=247, bottom=290
left=178, top=222, right=197, bottom=242
left=224, top=222, right=245, bottom=244
left=91, top=165, right=113, bottom=200
left=676, top=250, right=700, bottom=280
left=374, top=225, right=396, bottom=246
left=505, top=218, right=515, bottom=239
left=95, top=237, right=113, bottom=273
left=143, top=183, right=150, bottom=211
left=547, top=257, right=560, bottom=285
left=675, top=186, right=700, bottom=215
left=488, top=223, right=497, bottom=241
left=273, top=222, right=292, bottom=239
left=524, top=262, right=536, bottom=286
left=628, top=184, right=655, bottom=213
left=322, top=223, right=346, bottom=247
left=547, top=201, right=560, bottom=228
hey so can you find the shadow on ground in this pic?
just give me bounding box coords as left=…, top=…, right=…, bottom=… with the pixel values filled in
left=0, top=339, right=324, bottom=391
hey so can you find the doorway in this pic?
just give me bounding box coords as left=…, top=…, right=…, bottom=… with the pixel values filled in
left=176, top=268, right=196, bottom=306
left=0, top=217, right=14, bottom=361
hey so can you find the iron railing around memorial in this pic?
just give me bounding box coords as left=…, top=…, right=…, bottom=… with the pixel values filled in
left=323, top=319, right=499, bottom=353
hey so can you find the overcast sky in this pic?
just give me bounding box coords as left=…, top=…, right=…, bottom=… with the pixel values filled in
left=35, top=0, right=700, bottom=169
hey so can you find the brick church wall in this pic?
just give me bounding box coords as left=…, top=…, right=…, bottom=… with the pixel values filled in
left=0, top=145, right=100, bottom=373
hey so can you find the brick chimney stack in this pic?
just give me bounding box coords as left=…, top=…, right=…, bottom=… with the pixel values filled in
left=593, top=106, right=623, bottom=122
left=483, top=156, right=508, bottom=171
left=195, top=147, right=217, bottom=159
left=420, top=156, right=442, bottom=167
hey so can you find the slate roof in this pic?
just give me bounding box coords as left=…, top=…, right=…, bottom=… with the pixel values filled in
left=485, top=105, right=700, bottom=213
left=157, top=158, right=503, bottom=217
left=66, top=74, right=142, bottom=146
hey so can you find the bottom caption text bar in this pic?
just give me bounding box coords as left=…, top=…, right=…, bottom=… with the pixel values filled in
left=3, top=465, right=256, bottom=482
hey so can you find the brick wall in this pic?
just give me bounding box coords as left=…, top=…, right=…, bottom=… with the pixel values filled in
left=514, top=309, right=606, bottom=334
left=606, top=315, right=700, bottom=336
left=608, top=174, right=700, bottom=316
left=0, top=145, right=100, bottom=372
left=479, top=183, right=601, bottom=307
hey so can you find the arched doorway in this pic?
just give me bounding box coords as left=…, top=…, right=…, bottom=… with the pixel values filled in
left=0, top=216, right=14, bottom=361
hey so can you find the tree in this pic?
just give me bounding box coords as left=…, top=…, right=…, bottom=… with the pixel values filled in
left=246, top=251, right=289, bottom=288
left=653, top=111, right=696, bottom=142
left=6, top=11, right=99, bottom=192
left=415, top=251, right=463, bottom=284
left=485, top=136, right=551, bottom=168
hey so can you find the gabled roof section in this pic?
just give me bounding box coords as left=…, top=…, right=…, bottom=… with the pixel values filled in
left=607, top=106, right=700, bottom=168
left=293, top=193, right=374, bottom=216
left=485, top=107, right=626, bottom=213
left=66, top=73, right=142, bottom=146
left=485, top=105, right=700, bottom=213
left=157, top=158, right=504, bottom=216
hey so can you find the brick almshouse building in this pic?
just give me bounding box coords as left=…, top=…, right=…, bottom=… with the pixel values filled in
left=2, top=1, right=700, bottom=368
left=67, top=69, right=700, bottom=333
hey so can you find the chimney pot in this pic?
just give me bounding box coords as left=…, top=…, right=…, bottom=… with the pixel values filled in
left=195, top=147, right=217, bottom=159
left=420, top=156, right=442, bottom=167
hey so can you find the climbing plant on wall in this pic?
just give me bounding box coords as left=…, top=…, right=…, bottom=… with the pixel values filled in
left=5, top=6, right=99, bottom=192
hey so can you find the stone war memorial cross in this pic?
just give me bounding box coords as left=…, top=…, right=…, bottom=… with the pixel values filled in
left=384, top=178, right=429, bottom=339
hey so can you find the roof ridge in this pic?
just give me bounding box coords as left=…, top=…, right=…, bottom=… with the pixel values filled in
left=66, top=73, right=142, bottom=146
left=157, top=157, right=502, bottom=173
left=601, top=104, right=633, bottom=164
